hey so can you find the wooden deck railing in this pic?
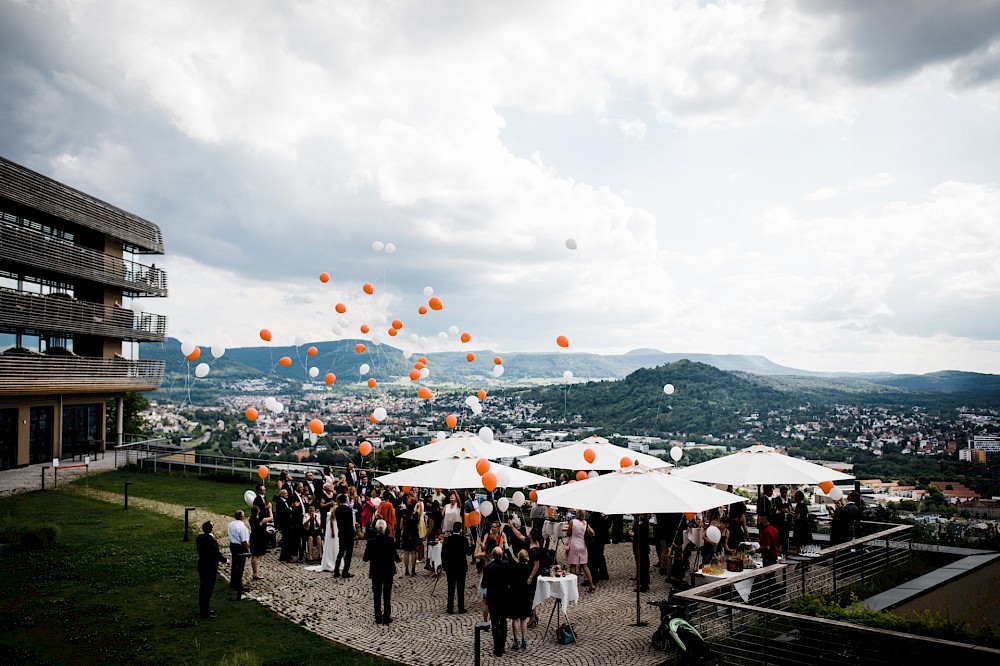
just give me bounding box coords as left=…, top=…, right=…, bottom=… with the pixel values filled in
left=0, top=289, right=167, bottom=341
left=0, top=221, right=167, bottom=297
left=0, top=156, right=163, bottom=253
left=0, top=355, right=164, bottom=394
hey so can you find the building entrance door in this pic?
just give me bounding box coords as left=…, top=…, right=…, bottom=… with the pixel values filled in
left=29, top=406, right=53, bottom=464
left=0, top=409, right=16, bottom=470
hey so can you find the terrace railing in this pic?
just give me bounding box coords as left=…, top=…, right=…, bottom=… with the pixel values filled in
left=0, top=355, right=164, bottom=395
left=0, top=288, right=167, bottom=341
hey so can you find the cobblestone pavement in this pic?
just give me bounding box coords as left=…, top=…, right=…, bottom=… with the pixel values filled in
left=0, top=453, right=120, bottom=496
left=68, top=487, right=672, bottom=666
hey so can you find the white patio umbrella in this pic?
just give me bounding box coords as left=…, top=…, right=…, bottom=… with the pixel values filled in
left=398, top=430, right=530, bottom=462
left=518, top=435, right=671, bottom=471
left=534, top=465, right=746, bottom=626
left=669, top=444, right=854, bottom=486
left=375, top=452, right=552, bottom=489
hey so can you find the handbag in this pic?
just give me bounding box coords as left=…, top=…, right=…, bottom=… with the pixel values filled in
left=556, top=623, right=576, bottom=645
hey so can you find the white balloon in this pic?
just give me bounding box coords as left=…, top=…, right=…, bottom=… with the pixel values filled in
left=244, top=490, right=256, bottom=507
left=373, top=407, right=388, bottom=422
left=565, top=238, right=577, bottom=250
left=418, top=336, right=429, bottom=349
left=372, top=332, right=385, bottom=345
left=274, top=402, right=284, bottom=414
left=403, top=350, right=414, bottom=360
left=663, top=384, right=675, bottom=395
left=294, top=335, right=306, bottom=347
left=829, top=487, right=844, bottom=501
left=492, top=364, right=505, bottom=378
left=180, top=341, right=196, bottom=356
left=670, top=446, right=683, bottom=462
left=437, top=331, right=448, bottom=342
left=302, top=294, right=316, bottom=304
left=408, top=333, right=419, bottom=344
left=211, top=344, right=226, bottom=359
left=309, top=366, right=319, bottom=378
left=194, top=363, right=210, bottom=378
left=423, top=286, right=434, bottom=297
left=338, top=317, right=350, bottom=327
left=330, top=323, right=343, bottom=335
left=706, top=525, right=722, bottom=544
left=384, top=243, right=396, bottom=254
left=373, top=313, right=387, bottom=326
left=130, top=300, right=145, bottom=314
left=471, top=403, right=483, bottom=415
left=511, top=491, right=525, bottom=508
left=265, top=396, right=278, bottom=410
left=479, top=501, right=494, bottom=517
left=563, top=370, right=573, bottom=380
left=478, top=426, right=494, bottom=443
left=359, top=363, right=370, bottom=375
left=494, top=468, right=511, bottom=488
left=448, top=325, right=460, bottom=336
left=436, top=431, right=448, bottom=442
left=372, top=497, right=382, bottom=507
left=372, top=240, right=384, bottom=252
left=419, top=367, right=430, bottom=379
left=496, top=497, right=509, bottom=513
left=465, top=395, right=481, bottom=407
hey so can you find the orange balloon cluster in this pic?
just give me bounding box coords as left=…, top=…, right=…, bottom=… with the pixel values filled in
left=278, top=356, right=292, bottom=367
left=359, top=441, right=373, bottom=456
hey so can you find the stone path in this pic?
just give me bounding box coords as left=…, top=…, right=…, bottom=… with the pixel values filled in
left=0, top=453, right=120, bottom=496
left=66, top=486, right=672, bottom=666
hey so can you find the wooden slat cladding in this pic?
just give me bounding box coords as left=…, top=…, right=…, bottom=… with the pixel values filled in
left=0, top=156, right=164, bottom=253
left=0, top=356, right=165, bottom=395
left=0, top=222, right=168, bottom=297
left=0, top=289, right=167, bottom=341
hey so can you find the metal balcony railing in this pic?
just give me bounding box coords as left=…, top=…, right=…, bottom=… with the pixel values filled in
left=0, top=156, right=164, bottom=253
left=0, top=288, right=167, bottom=341
left=0, top=355, right=164, bottom=395
left=0, top=221, right=167, bottom=297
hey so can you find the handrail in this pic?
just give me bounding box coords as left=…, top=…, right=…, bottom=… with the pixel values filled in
left=0, top=288, right=167, bottom=341
left=0, top=221, right=167, bottom=296
left=0, top=355, right=164, bottom=394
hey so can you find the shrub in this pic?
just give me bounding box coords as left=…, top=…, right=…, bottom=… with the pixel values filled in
left=219, top=650, right=259, bottom=666
left=0, top=522, right=60, bottom=550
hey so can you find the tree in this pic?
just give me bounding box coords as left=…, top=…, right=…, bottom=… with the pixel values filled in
left=105, top=391, right=151, bottom=442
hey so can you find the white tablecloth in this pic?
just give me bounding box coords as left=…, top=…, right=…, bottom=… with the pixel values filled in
left=426, top=542, right=442, bottom=570
left=542, top=520, right=566, bottom=542
left=696, top=568, right=758, bottom=602
left=683, top=527, right=704, bottom=548
left=532, top=573, right=580, bottom=609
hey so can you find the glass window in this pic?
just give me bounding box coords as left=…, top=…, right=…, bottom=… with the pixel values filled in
left=20, top=333, right=42, bottom=352
left=0, top=330, right=15, bottom=352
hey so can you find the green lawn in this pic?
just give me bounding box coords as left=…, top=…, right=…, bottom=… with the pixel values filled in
left=72, top=467, right=270, bottom=519
left=0, top=489, right=398, bottom=666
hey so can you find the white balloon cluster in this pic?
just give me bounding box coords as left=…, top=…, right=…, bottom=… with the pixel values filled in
left=465, top=395, right=483, bottom=415
left=372, top=240, right=396, bottom=254
left=264, top=396, right=284, bottom=414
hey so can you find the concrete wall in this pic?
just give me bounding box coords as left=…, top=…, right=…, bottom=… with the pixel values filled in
left=892, top=559, right=1000, bottom=629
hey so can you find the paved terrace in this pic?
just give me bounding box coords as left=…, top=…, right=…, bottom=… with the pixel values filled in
left=61, top=485, right=672, bottom=666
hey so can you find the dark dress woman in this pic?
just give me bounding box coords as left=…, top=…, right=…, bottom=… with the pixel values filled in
left=509, top=558, right=533, bottom=620
left=249, top=506, right=269, bottom=557
left=793, top=491, right=812, bottom=547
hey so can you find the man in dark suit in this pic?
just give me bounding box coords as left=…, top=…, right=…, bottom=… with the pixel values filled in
left=363, top=519, right=400, bottom=624
left=196, top=520, right=227, bottom=619
left=346, top=462, right=360, bottom=487
left=357, top=471, right=371, bottom=498
left=587, top=510, right=610, bottom=581
left=441, top=523, right=473, bottom=614
left=291, top=483, right=307, bottom=561
left=334, top=494, right=356, bottom=578
left=481, top=547, right=512, bottom=657
left=252, top=483, right=268, bottom=514
left=275, top=489, right=295, bottom=562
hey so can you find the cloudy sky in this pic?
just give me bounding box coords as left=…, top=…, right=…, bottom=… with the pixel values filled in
left=2, top=0, right=999, bottom=374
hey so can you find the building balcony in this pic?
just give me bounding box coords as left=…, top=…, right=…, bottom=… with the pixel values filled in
left=0, top=289, right=167, bottom=342
left=0, top=156, right=163, bottom=253
left=0, top=354, right=164, bottom=395
left=0, top=221, right=167, bottom=297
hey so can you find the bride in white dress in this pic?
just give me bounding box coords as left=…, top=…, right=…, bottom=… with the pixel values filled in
left=306, top=507, right=339, bottom=573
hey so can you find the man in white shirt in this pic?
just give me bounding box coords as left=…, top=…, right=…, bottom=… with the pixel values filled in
left=227, top=510, right=251, bottom=600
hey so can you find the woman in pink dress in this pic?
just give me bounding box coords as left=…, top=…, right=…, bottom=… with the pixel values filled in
left=565, top=509, right=597, bottom=592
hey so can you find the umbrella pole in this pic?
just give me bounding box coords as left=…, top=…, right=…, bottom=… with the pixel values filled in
left=631, top=513, right=645, bottom=626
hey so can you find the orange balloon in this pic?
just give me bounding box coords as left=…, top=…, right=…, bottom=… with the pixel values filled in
left=528, top=490, right=538, bottom=503
left=818, top=481, right=834, bottom=494
left=408, top=369, right=421, bottom=381
left=324, top=373, right=336, bottom=385
left=355, top=344, right=366, bottom=353
left=466, top=353, right=475, bottom=362
left=307, top=346, right=318, bottom=357
left=477, top=389, right=487, bottom=401
left=363, top=283, right=374, bottom=295
left=684, top=512, right=695, bottom=521
left=392, top=319, right=403, bottom=330
left=335, top=303, right=347, bottom=314
left=418, top=357, right=428, bottom=365
left=369, top=414, right=377, bottom=423
left=460, top=332, right=471, bottom=343
left=620, top=456, right=633, bottom=468
left=245, top=407, right=259, bottom=421
left=475, top=458, right=491, bottom=476
left=446, top=414, right=458, bottom=429
left=414, top=361, right=426, bottom=370
left=367, top=378, right=377, bottom=388
left=360, top=324, right=370, bottom=334
left=428, top=297, right=443, bottom=311
left=583, top=448, right=596, bottom=464
left=481, top=472, right=498, bottom=492
left=186, top=347, right=201, bottom=362
left=468, top=511, right=481, bottom=527
left=278, top=356, right=292, bottom=367
left=463, top=513, right=472, bottom=528
left=259, top=328, right=272, bottom=342
left=257, top=465, right=269, bottom=479
left=493, top=356, right=502, bottom=365
left=418, top=387, right=432, bottom=400
left=359, top=441, right=373, bottom=456
left=418, top=305, right=428, bottom=315
left=556, top=335, right=569, bottom=348
left=319, top=272, right=330, bottom=283
left=387, top=328, right=398, bottom=337
left=576, top=470, right=588, bottom=481
left=402, top=486, right=412, bottom=494
left=308, top=418, right=324, bottom=434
